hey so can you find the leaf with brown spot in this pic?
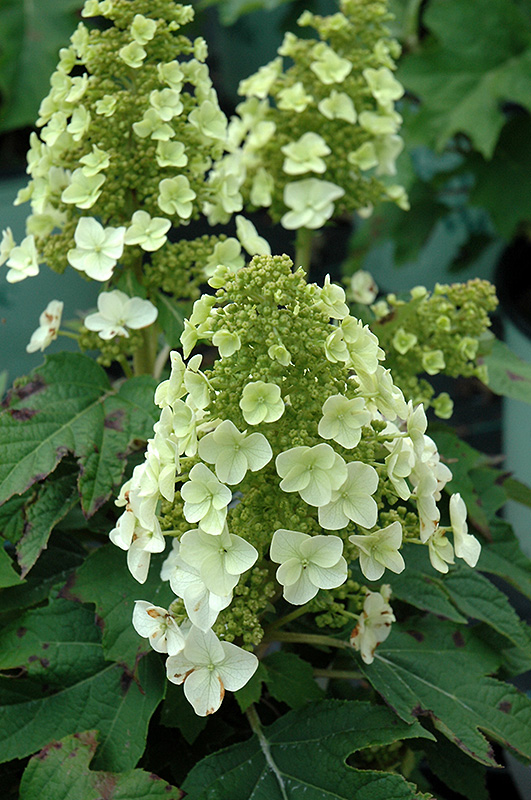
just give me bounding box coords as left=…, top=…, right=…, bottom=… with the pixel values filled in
left=19, top=730, right=183, bottom=800
left=358, top=617, right=531, bottom=766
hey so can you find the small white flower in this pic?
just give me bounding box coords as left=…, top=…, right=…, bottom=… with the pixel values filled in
left=277, top=82, right=313, bottom=112
left=0, top=227, right=15, bottom=266
left=239, top=381, right=285, bottom=425
left=158, top=176, right=196, bottom=218
left=235, top=215, right=271, bottom=256
left=163, top=540, right=232, bottom=631
left=124, top=210, right=171, bottom=251
left=349, top=271, right=378, bottom=304
left=119, top=41, right=146, bottom=69
left=318, top=395, right=371, bottom=449
left=212, top=329, right=241, bottom=358
left=130, top=14, right=157, bottom=45
left=84, top=290, right=157, bottom=339
left=350, top=587, right=395, bottom=664
left=61, top=169, right=105, bottom=209
left=310, top=43, right=352, bottom=85
left=281, top=132, right=331, bottom=176
left=181, top=463, right=232, bottom=535
left=281, top=178, right=344, bottom=230
left=154, top=351, right=186, bottom=408
left=428, top=528, right=455, bottom=574
left=188, top=99, right=227, bottom=140
left=276, top=443, right=347, bottom=508
left=4, top=234, right=39, bottom=283
left=314, top=275, right=349, bottom=319
left=67, top=217, right=125, bottom=281
left=26, top=300, right=63, bottom=353
left=166, top=627, right=258, bottom=716
left=270, top=529, right=347, bottom=605
left=341, top=317, right=382, bottom=375
left=318, top=461, right=379, bottom=530
left=132, top=600, right=185, bottom=655
left=449, top=493, right=481, bottom=567
left=180, top=527, right=258, bottom=596
left=349, top=522, right=405, bottom=581
left=198, top=420, right=272, bottom=485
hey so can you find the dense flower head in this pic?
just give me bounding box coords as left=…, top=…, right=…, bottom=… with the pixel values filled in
left=10, top=0, right=243, bottom=309
left=205, top=0, right=407, bottom=227
left=109, top=253, right=480, bottom=715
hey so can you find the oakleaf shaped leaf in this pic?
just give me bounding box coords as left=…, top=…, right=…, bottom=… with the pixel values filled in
left=398, top=0, right=531, bottom=157
left=360, top=617, right=531, bottom=765
left=19, top=730, right=183, bottom=800
left=0, top=355, right=158, bottom=517
left=0, top=598, right=165, bottom=770
left=182, top=700, right=432, bottom=799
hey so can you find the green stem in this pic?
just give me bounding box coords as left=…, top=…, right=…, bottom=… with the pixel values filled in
left=57, top=330, right=79, bottom=341
left=117, top=355, right=133, bottom=379
left=265, top=632, right=351, bottom=650
left=133, top=322, right=159, bottom=376
left=246, top=705, right=288, bottom=800
left=294, top=227, right=314, bottom=275
left=313, top=668, right=363, bottom=680
left=263, top=603, right=314, bottom=636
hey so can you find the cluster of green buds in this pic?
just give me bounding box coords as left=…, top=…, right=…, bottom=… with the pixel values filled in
left=205, top=0, right=408, bottom=230
left=110, top=255, right=482, bottom=716
left=370, top=279, right=498, bottom=416
left=0, top=0, right=271, bottom=364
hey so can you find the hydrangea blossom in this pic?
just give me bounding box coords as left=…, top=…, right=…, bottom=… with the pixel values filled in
left=166, top=627, right=258, bottom=716
left=84, top=290, right=158, bottom=339
left=349, top=522, right=405, bottom=581
left=26, top=300, right=63, bottom=353
left=67, top=218, right=125, bottom=281
left=132, top=601, right=185, bottom=655
left=276, top=443, right=347, bottom=507
left=270, top=529, right=347, bottom=604
left=350, top=586, right=395, bottom=664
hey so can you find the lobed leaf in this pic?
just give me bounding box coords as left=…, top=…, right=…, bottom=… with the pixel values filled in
left=182, top=700, right=431, bottom=799
left=19, top=730, right=183, bottom=800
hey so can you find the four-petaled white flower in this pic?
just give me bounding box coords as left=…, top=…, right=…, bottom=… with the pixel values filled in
left=181, top=463, right=232, bottom=535
left=26, top=300, right=63, bottom=353
left=314, top=275, right=349, bottom=319
left=198, top=419, right=272, bottom=485
left=281, top=132, right=331, bottom=176
left=350, top=586, right=395, bottom=664
left=349, top=521, right=405, bottom=581
left=318, top=461, right=379, bottom=530
left=166, top=627, right=258, bottom=716
left=428, top=528, right=455, bottom=573
left=239, top=381, right=285, bottom=425
left=158, top=176, right=196, bottom=219
left=4, top=234, right=39, bottom=283
left=61, top=169, right=105, bottom=209
left=318, top=395, right=371, bottom=449
left=450, top=493, right=481, bottom=567
left=162, top=539, right=232, bottom=631
left=84, top=290, right=158, bottom=339
left=276, top=443, right=347, bottom=508
left=310, top=43, right=352, bottom=85
left=180, top=526, right=258, bottom=596
left=349, top=270, right=378, bottom=304
left=124, top=210, right=171, bottom=251
left=235, top=215, right=271, bottom=256
left=270, top=529, right=347, bottom=605
left=132, top=600, right=185, bottom=655
left=67, top=217, right=125, bottom=281
left=281, top=178, right=345, bottom=230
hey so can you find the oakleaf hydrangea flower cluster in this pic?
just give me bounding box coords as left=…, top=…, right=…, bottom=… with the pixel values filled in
left=111, top=254, right=482, bottom=714
left=2, top=0, right=267, bottom=365
left=205, top=0, right=408, bottom=228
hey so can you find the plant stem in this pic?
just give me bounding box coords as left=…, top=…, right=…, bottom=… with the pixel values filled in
left=265, top=632, right=351, bottom=650
left=313, top=668, right=363, bottom=680
left=246, top=705, right=288, bottom=800
left=133, top=322, right=159, bottom=376
left=294, top=227, right=314, bottom=275
left=117, top=355, right=133, bottom=379
left=153, top=344, right=171, bottom=380
left=263, top=603, right=314, bottom=636
left=57, top=330, right=79, bottom=341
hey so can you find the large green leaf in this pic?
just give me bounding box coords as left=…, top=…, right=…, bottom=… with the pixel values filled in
left=70, top=544, right=174, bottom=666
left=0, top=546, right=22, bottom=589
left=0, top=355, right=157, bottom=517
left=16, top=468, right=78, bottom=577
left=479, top=336, right=531, bottom=405
left=182, top=700, right=431, bottom=799
left=19, top=730, right=183, bottom=800
left=476, top=518, right=531, bottom=600
left=399, top=0, right=531, bottom=157
left=262, top=651, right=325, bottom=709
left=0, top=0, right=81, bottom=132
left=0, top=597, right=165, bottom=770
left=360, top=617, right=531, bottom=766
